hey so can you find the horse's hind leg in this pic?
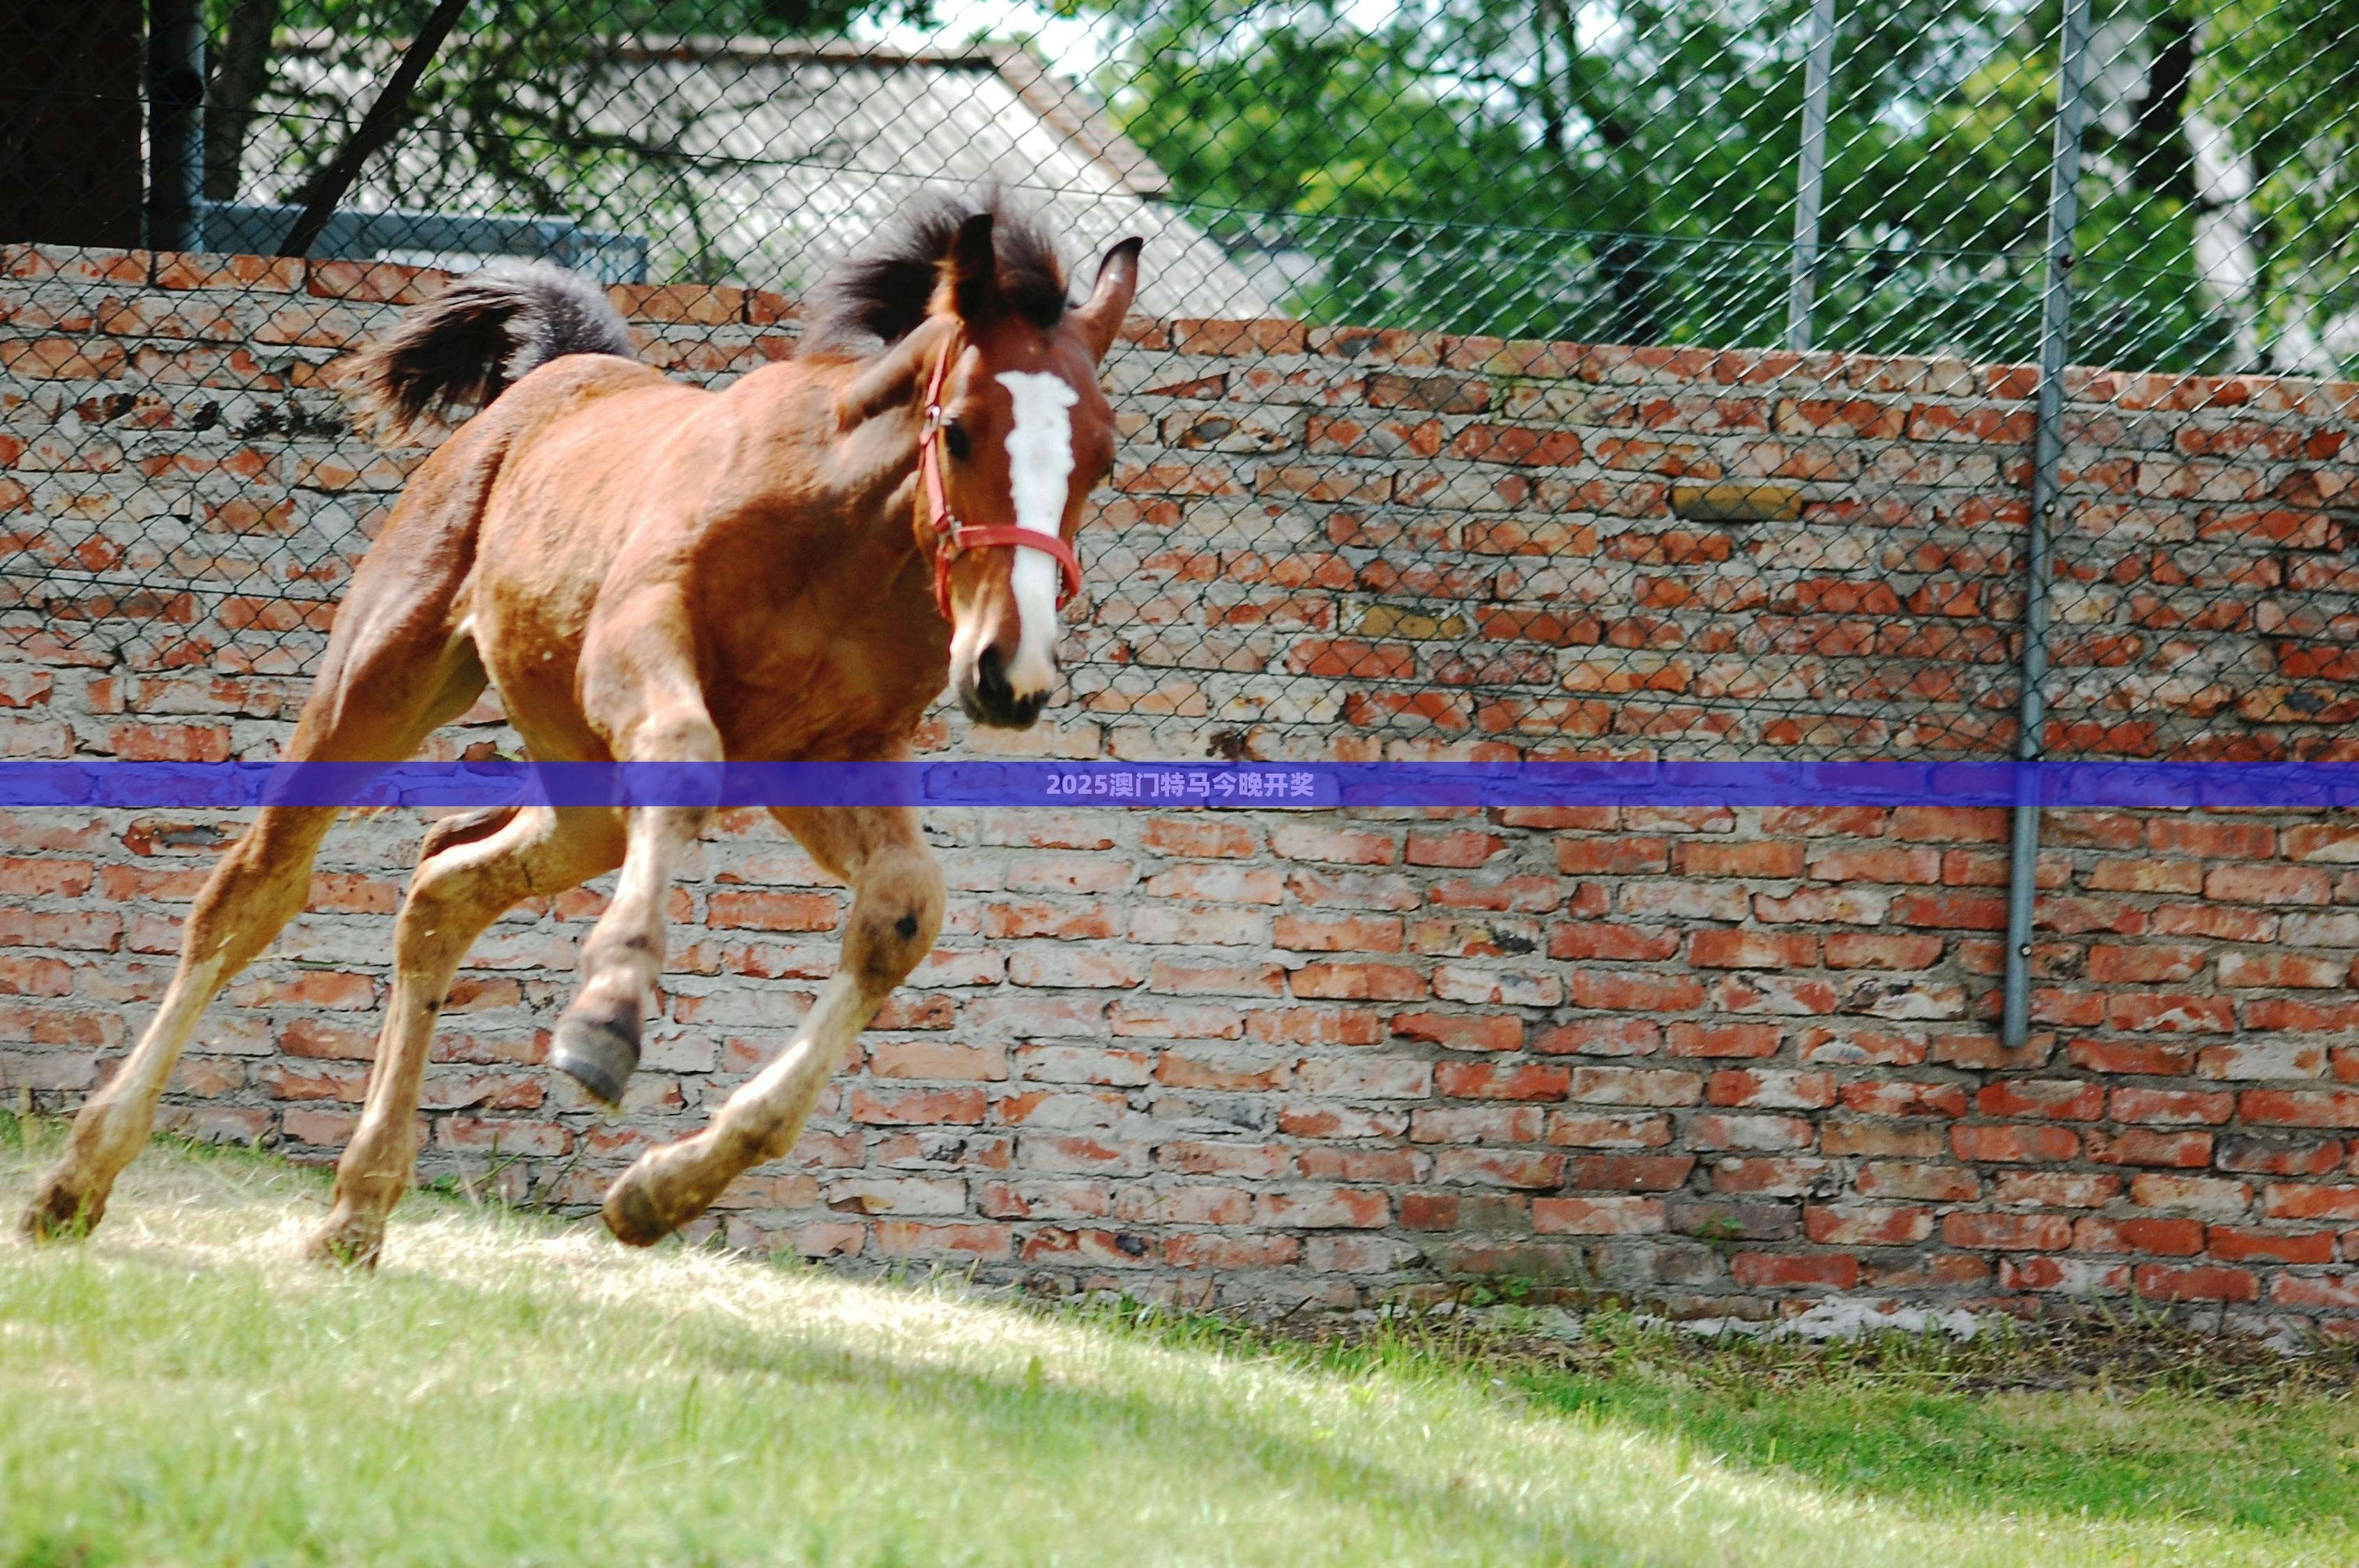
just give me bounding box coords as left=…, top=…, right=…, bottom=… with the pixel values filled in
left=18, top=634, right=484, bottom=1242
left=308, top=804, right=625, bottom=1266
left=18, top=803, right=344, bottom=1238
left=600, top=804, right=942, bottom=1245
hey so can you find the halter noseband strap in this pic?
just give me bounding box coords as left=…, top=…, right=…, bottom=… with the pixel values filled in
left=917, top=329, right=1085, bottom=622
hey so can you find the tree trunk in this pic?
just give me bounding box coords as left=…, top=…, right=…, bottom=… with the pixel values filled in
left=202, top=0, right=282, bottom=202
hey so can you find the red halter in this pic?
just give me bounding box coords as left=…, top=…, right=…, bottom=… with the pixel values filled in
left=917, top=330, right=1085, bottom=622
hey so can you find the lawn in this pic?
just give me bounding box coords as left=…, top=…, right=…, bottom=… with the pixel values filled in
left=3, top=1116, right=2356, bottom=1567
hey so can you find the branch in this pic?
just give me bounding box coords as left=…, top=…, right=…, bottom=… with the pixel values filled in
left=278, top=0, right=474, bottom=258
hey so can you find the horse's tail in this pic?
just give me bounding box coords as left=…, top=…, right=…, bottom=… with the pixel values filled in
left=339, top=260, right=637, bottom=439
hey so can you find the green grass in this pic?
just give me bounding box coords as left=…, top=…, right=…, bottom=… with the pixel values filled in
left=3, top=1116, right=2358, bottom=1567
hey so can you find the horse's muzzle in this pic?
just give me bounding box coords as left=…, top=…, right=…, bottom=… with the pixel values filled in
left=959, top=645, right=1049, bottom=729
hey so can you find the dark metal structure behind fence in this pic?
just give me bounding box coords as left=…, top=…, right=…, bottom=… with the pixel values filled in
left=6, top=0, right=2358, bottom=1045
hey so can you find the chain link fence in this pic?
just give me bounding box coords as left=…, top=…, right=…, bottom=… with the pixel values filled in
left=3, top=0, right=2354, bottom=774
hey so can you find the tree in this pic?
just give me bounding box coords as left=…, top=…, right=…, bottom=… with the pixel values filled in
left=1083, top=0, right=2299, bottom=368
left=197, top=0, right=926, bottom=275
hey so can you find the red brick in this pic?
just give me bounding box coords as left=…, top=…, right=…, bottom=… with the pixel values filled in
left=1854, top=1162, right=1980, bottom=1201
left=1709, top=1157, right=1833, bottom=1194
left=2151, top=903, right=2277, bottom=942
left=2066, top=1040, right=2198, bottom=1075
left=876, top=1222, right=1014, bottom=1261
left=1805, top=1205, right=1932, bottom=1246
left=2133, top=1263, right=2257, bottom=1302
left=1565, top=1153, right=1693, bottom=1190
left=706, top=890, right=841, bottom=931
left=1545, top=1112, right=1673, bottom=1149
left=1952, top=1124, right=2080, bottom=1163
left=1269, top=823, right=1397, bottom=864
left=1678, top=840, right=1805, bottom=877
left=2243, top=1090, right=2359, bottom=1128
left=2085, top=858, right=2204, bottom=894
left=1405, top=829, right=1504, bottom=868
left=1566, top=1066, right=1702, bottom=1106
left=2215, top=1135, right=2344, bottom=1176
left=1808, top=846, right=1941, bottom=884
left=1688, top=929, right=1820, bottom=969
left=1433, top=1061, right=1569, bottom=1101
left=2105, top=993, right=2235, bottom=1033
left=2260, top=1184, right=2359, bottom=1222
left=1976, top=1079, right=2105, bottom=1121
left=1433, top=1148, right=1566, bottom=1189
left=1730, top=1252, right=1858, bottom=1289
left=1690, top=1114, right=1815, bottom=1152
left=1824, top=932, right=1944, bottom=969
left=1707, top=1069, right=1837, bottom=1109
left=2149, top=819, right=2275, bottom=858
left=1569, top=972, right=1705, bottom=1012
left=2219, top=951, right=2346, bottom=989
left=2198, top=1040, right=2326, bottom=1078
left=2085, top=944, right=2208, bottom=984
left=1838, top=1079, right=1968, bottom=1119
left=1944, top=1213, right=2072, bottom=1250
left=2001, top=1256, right=2130, bottom=1293
left=1255, top=1187, right=1391, bottom=1229
left=1292, top=1057, right=1433, bottom=1098
left=2282, top=824, right=2359, bottom=863
left=1392, top=1011, right=1523, bottom=1052
left=1140, top=818, right=1255, bottom=859
left=1012, top=951, right=1147, bottom=990
left=2072, top=1215, right=2205, bottom=1255
left=2107, top=1086, right=2234, bottom=1125
left=1532, top=1196, right=1666, bottom=1234
left=2204, top=863, right=2330, bottom=905
left=1990, top=1171, right=2121, bottom=1208
left=847, top=1087, right=986, bottom=1125
left=1890, top=891, right=2006, bottom=928
left=1274, top=913, right=1404, bottom=952
left=1290, top=962, right=1427, bottom=1001
left=1665, top=1022, right=1780, bottom=1058
left=1549, top=923, right=1681, bottom=960
left=2127, top=1172, right=2252, bottom=1213
left=2207, top=1225, right=2336, bottom=1263
left=2086, top=1129, right=2215, bottom=1169
left=1555, top=836, right=1670, bottom=875
left=2272, top=1274, right=2359, bottom=1310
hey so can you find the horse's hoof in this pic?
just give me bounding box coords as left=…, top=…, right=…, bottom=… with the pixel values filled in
left=304, top=1210, right=384, bottom=1269
left=600, top=1165, right=675, bottom=1248
left=17, top=1175, right=102, bottom=1242
left=551, top=1009, right=640, bottom=1107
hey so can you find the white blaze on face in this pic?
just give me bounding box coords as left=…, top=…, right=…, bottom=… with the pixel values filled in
left=995, top=369, right=1079, bottom=697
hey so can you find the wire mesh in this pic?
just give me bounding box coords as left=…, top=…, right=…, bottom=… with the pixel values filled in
left=2, top=0, right=2354, bottom=763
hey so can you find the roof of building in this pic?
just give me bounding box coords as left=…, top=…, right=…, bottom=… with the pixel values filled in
left=238, top=38, right=1276, bottom=321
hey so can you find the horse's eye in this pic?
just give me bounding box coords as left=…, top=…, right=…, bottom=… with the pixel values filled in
left=943, top=422, right=971, bottom=461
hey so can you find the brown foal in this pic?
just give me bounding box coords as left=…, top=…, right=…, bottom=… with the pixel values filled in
left=20, top=194, right=1140, bottom=1263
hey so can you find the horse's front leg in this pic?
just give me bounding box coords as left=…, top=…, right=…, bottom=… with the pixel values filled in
left=550, top=625, right=724, bottom=1107
left=601, top=803, right=942, bottom=1245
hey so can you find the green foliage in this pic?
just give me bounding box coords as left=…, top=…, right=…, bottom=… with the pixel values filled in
left=2199, top=0, right=2359, bottom=364
left=1085, top=0, right=2289, bottom=367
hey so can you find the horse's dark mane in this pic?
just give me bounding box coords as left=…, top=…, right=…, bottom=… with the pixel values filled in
left=801, top=187, right=1069, bottom=357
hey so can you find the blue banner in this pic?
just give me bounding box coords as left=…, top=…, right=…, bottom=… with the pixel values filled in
left=1, top=760, right=2358, bottom=809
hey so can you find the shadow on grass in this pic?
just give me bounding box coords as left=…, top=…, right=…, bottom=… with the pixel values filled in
left=8, top=1118, right=2356, bottom=1561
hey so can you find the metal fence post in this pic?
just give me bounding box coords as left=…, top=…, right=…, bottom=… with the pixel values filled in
left=2002, top=0, right=2095, bottom=1049
left=146, top=0, right=206, bottom=251
left=1786, top=0, right=1838, bottom=351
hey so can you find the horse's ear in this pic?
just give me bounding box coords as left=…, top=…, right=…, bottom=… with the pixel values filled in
left=1070, top=237, right=1142, bottom=362
left=947, top=211, right=1000, bottom=324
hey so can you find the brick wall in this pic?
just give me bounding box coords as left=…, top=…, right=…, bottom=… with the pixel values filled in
left=7, top=243, right=2359, bottom=1330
